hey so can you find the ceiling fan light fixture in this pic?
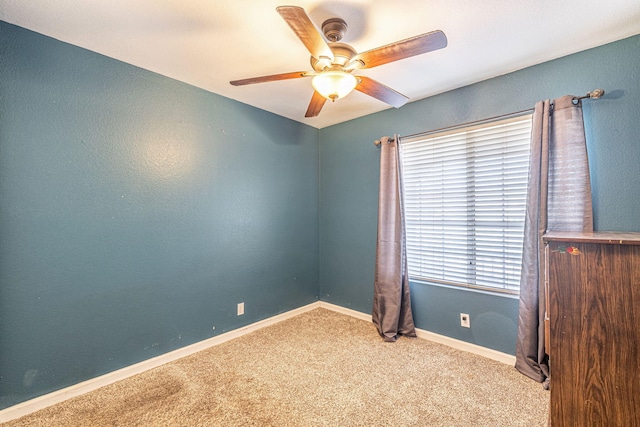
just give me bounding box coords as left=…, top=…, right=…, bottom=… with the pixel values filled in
left=311, top=71, right=357, bottom=101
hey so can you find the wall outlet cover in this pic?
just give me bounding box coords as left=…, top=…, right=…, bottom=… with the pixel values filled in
left=460, top=313, right=470, bottom=328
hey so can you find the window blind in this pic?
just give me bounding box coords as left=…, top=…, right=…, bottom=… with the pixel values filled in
left=399, top=115, right=532, bottom=294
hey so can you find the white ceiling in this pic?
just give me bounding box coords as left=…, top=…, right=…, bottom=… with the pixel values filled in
left=2, top=1, right=640, bottom=128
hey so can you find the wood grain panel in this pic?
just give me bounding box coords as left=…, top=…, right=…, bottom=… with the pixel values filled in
left=546, top=234, right=640, bottom=426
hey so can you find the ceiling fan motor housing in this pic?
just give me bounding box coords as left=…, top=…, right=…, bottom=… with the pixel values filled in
left=310, top=42, right=357, bottom=71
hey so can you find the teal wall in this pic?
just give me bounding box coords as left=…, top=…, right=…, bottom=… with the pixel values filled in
left=319, top=35, right=640, bottom=354
left=2, top=18, right=639, bottom=410
left=0, top=22, right=319, bottom=409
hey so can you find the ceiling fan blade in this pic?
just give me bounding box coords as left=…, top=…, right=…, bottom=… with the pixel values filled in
left=305, top=90, right=327, bottom=117
left=355, top=76, right=409, bottom=108
left=230, top=71, right=312, bottom=86
left=353, top=30, right=447, bottom=69
left=276, top=6, right=334, bottom=61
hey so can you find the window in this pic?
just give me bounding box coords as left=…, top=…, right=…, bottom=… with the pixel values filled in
left=399, top=114, right=532, bottom=294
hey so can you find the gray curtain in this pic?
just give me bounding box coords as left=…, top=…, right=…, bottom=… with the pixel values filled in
left=515, top=95, right=593, bottom=383
left=372, top=135, right=417, bottom=342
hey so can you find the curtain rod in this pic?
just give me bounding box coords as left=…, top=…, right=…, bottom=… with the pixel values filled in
left=374, top=89, right=605, bottom=146
left=572, top=88, right=605, bottom=104
left=395, top=109, right=533, bottom=143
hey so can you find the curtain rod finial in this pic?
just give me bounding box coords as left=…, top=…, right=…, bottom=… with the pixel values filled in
left=374, top=137, right=395, bottom=146
left=589, top=89, right=605, bottom=99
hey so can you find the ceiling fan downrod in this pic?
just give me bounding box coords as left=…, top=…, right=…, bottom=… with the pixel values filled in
left=321, top=18, right=347, bottom=42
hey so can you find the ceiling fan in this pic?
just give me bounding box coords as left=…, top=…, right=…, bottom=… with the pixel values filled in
left=230, top=5, right=447, bottom=118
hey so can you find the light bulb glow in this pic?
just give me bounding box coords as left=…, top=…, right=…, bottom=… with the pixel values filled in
left=311, top=71, right=357, bottom=101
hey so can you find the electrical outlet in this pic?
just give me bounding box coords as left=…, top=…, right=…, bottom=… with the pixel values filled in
left=460, top=313, right=470, bottom=328
left=237, top=302, right=244, bottom=316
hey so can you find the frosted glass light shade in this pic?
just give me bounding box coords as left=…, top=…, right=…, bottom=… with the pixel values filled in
left=311, top=71, right=357, bottom=101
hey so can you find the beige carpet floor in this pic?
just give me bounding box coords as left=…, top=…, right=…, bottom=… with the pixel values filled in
left=4, top=308, right=549, bottom=426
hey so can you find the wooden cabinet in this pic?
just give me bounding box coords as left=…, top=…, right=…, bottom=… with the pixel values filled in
left=544, top=232, right=640, bottom=426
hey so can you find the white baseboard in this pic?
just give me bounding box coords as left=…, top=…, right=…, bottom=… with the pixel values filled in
left=1, top=300, right=515, bottom=423
left=0, top=302, right=321, bottom=423
left=413, top=329, right=516, bottom=365
left=319, top=302, right=515, bottom=365
left=318, top=301, right=372, bottom=322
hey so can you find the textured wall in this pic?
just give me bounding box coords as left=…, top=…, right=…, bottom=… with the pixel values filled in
left=0, top=21, right=319, bottom=408
left=319, top=35, right=640, bottom=354
left=2, top=17, right=638, bottom=411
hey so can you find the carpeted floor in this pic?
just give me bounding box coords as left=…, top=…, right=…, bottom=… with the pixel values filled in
left=3, top=308, right=549, bottom=426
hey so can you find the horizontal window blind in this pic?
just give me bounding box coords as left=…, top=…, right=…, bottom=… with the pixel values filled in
left=400, top=115, right=532, bottom=294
